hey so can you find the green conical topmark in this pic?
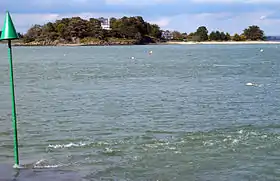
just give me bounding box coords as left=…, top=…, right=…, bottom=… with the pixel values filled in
left=0, top=11, right=19, bottom=40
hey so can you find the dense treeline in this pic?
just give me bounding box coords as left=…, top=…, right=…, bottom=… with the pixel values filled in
left=22, top=16, right=162, bottom=45
left=20, top=15, right=266, bottom=45
left=164, top=25, right=265, bottom=42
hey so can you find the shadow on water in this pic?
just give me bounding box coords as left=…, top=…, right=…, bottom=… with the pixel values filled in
left=0, top=164, right=82, bottom=181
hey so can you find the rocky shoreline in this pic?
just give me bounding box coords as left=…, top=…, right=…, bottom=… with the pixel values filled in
left=12, top=40, right=280, bottom=46
left=13, top=40, right=141, bottom=46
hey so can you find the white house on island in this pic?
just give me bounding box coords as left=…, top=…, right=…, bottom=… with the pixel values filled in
left=98, top=17, right=111, bottom=30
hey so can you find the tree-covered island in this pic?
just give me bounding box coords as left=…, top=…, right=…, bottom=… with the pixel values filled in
left=6, top=16, right=266, bottom=46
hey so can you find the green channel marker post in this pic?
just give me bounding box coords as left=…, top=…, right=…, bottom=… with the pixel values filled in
left=0, top=11, right=20, bottom=168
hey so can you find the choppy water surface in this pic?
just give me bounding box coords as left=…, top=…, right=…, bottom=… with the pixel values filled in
left=1, top=44, right=280, bottom=181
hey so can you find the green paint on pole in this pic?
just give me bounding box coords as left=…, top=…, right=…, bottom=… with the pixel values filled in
left=0, top=11, right=20, bottom=168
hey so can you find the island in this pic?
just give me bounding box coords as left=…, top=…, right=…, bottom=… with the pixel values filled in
left=6, top=16, right=275, bottom=46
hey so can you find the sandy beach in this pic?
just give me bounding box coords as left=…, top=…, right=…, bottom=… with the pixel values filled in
left=165, top=41, right=280, bottom=45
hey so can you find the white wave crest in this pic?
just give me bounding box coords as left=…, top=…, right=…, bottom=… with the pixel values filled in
left=34, top=164, right=61, bottom=169
left=48, top=142, right=87, bottom=149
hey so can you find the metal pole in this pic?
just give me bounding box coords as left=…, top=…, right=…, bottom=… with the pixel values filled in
left=8, top=40, right=19, bottom=166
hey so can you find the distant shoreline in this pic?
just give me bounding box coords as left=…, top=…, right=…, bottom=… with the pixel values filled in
left=11, top=41, right=139, bottom=47
left=8, top=40, right=280, bottom=47
left=163, top=41, right=280, bottom=45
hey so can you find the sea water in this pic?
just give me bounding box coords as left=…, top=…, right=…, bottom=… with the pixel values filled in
left=1, top=44, right=280, bottom=180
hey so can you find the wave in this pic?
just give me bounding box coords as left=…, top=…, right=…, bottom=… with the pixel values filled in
left=213, top=64, right=241, bottom=67
left=17, top=159, right=64, bottom=169
left=48, top=142, right=87, bottom=149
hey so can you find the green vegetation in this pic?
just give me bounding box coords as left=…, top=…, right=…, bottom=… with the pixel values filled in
left=164, top=25, right=265, bottom=42
left=209, top=31, right=231, bottom=41
left=171, top=31, right=188, bottom=41
left=10, top=16, right=267, bottom=45
left=243, top=25, right=265, bottom=40
left=195, top=26, right=209, bottom=41
left=21, top=16, right=162, bottom=45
